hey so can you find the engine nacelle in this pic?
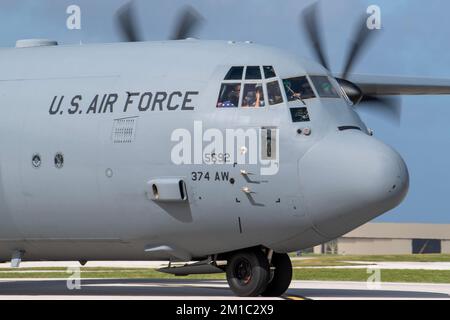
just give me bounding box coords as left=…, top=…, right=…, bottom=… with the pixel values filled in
left=336, top=78, right=363, bottom=105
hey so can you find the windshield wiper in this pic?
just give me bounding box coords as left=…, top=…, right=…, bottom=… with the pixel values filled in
left=286, top=86, right=306, bottom=105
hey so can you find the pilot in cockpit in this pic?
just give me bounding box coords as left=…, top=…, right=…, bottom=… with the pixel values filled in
left=228, top=84, right=241, bottom=106
left=242, top=84, right=265, bottom=107
left=219, top=84, right=240, bottom=107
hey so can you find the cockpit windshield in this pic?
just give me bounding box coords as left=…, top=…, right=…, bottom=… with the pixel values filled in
left=310, top=76, right=340, bottom=98
left=282, top=77, right=316, bottom=102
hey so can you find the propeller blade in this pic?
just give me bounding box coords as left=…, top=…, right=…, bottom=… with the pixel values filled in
left=358, top=95, right=402, bottom=125
left=116, top=2, right=141, bottom=42
left=170, top=6, right=204, bottom=40
left=341, top=16, right=377, bottom=80
left=301, top=2, right=330, bottom=70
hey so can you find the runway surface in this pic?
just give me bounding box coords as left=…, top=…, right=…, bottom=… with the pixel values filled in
left=0, top=279, right=449, bottom=300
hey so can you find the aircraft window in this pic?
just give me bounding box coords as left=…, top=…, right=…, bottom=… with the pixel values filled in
left=263, top=66, right=276, bottom=79
left=242, top=83, right=265, bottom=107
left=283, top=77, right=316, bottom=102
left=290, top=107, right=310, bottom=122
left=310, top=76, right=340, bottom=98
left=217, top=83, right=241, bottom=108
left=267, top=81, right=284, bottom=105
left=245, top=66, right=262, bottom=80
left=225, top=66, right=244, bottom=80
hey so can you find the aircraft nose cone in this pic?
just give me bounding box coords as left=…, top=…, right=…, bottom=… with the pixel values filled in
left=298, top=130, right=409, bottom=240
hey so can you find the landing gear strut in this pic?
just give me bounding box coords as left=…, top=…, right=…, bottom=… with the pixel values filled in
left=225, top=249, right=292, bottom=297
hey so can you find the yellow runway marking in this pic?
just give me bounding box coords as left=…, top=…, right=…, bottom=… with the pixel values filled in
left=285, top=295, right=308, bottom=300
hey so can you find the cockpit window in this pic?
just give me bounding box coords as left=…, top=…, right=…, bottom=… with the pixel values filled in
left=225, top=66, right=244, bottom=80
left=310, top=76, right=340, bottom=98
left=242, top=83, right=265, bottom=107
left=263, top=66, right=276, bottom=79
left=217, top=83, right=240, bottom=108
left=283, top=77, right=316, bottom=102
left=245, top=66, right=262, bottom=80
left=267, top=81, right=283, bottom=105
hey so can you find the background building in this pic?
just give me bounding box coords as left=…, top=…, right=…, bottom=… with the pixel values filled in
left=313, top=223, right=450, bottom=255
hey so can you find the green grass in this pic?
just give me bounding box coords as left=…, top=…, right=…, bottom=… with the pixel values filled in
left=335, top=254, right=450, bottom=262
left=292, top=268, right=450, bottom=284
left=291, top=259, right=359, bottom=267
left=0, top=254, right=449, bottom=282
left=0, top=267, right=152, bottom=272
left=291, top=254, right=450, bottom=267
left=0, top=267, right=449, bottom=283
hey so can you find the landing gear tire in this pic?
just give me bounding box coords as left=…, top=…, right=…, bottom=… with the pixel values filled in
left=226, top=250, right=270, bottom=297
left=261, top=253, right=292, bottom=297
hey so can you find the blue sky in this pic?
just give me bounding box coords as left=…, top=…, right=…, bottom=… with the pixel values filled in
left=1, top=0, right=449, bottom=223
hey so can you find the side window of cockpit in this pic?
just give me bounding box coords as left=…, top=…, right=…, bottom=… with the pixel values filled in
left=245, top=66, right=262, bottom=80
left=242, top=84, right=265, bottom=107
left=267, top=81, right=283, bottom=105
left=310, top=76, right=340, bottom=98
left=217, top=83, right=241, bottom=108
left=263, top=66, right=277, bottom=79
left=225, top=66, right=244, bottom=80
left=283, top=77, right=316, bottom=102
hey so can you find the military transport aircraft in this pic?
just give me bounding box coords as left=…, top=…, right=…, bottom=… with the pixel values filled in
left=0, top=2, right=449, bottom=297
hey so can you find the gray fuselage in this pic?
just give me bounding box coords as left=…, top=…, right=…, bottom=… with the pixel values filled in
left=0, top=40, right=408, bottom=262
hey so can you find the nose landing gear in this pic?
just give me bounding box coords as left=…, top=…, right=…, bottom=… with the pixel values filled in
left=226, top=250, right=270, bottom=297
left=225, top=249, right=292, bottom=297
